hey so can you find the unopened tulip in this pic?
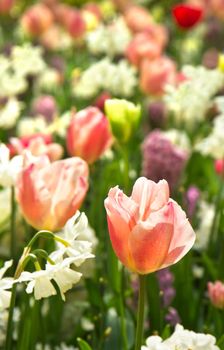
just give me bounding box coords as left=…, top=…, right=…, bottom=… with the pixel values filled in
left=65, top=9, right=86, bottom=39
left=21, top=4, right=54, bottom=37
left=17, top=154, right=89, bottom=231
left=104, top=177, right=195, bottom=274
left=0, top=0, right=14, bottom=14
left=126, top=32, right=163, bottom=67
left=32, top=95, right=57, bottom=122
left=124, top=5, right=153, bottom=33
left=208, top=281, right=224, bottom=309
left=105, top=99, right=141, bottom=143
left=172, top=4, right=203, bottom=29
left=140, top=56, right=177, bottom=96
left=215, top=159, right=224, bottom=175
left=67, top=107, right=113, bottom=164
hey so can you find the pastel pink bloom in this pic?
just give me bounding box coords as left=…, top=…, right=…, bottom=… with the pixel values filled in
left=140, top=56, right=177, bottom=96
left=10, top=136, right=63, bottom=162
left=208, top=281, right=224, bottom=309
left=104, top=177, right=195, bottom=274
left=21, top=4, right=54, bottom=37
left=126, top=31, right=164, bottom=67
left=124, top=5, right=154, bottom=33
left=65, top=9, right=86, bottom=39
left=66, top=107, right=113, bottom=164
left=17, top=154, right=89, bottom=231
left=215, top=159, right=224, bottom=175
left=0, top=0, right=14, bottom=14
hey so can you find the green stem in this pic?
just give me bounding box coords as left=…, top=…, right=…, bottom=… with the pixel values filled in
left=10, top=186, right=16, bottom=262
left=5, top=283, right=17, bottom=350
left=135, top=275, right=146, bottom=350
left=118, top=280, right=128, bottom=350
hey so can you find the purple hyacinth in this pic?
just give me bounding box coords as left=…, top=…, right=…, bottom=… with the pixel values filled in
left=148, top=101, right=167, bottom=128
left=142, top=130, right=188, bottom=192
left=165, top=307, right=181, bottom=327
left=185, top=186, right=200, bottom=219
left=157, top=268, right=175, bottom=307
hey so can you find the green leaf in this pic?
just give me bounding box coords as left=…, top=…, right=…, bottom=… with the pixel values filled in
left=77, top=338, right=93, bottom=350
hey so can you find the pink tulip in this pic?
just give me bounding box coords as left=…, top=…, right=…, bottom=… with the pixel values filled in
left=0, top=0, right=14, bottom=14
left=104, top=177, right=195, bottom=274
left=10, top=136, right=63, bottom=162
left=17, top=154, right=89, bottom=231
left=21, top=4, right=54, bottom=37
left=66, top=107, right=113, bottom=164
left=208, top=281, right=224, bottom=309
left=140, top=56, right=177, bottom=96
left=126, top=31, right=164, bottom=67
left=124, top=5, right=154, bottom=33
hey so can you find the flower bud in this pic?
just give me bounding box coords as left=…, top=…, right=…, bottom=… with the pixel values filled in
left=208, top=281, right=224, bottom=309
left=105, top=99, right=141, bottom=143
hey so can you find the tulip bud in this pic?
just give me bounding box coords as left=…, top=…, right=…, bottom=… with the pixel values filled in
left=32, top=95, right=57, bottom=122
left=66, top=107, right=113, bottom=164
left=21, top=4, right=53, bottom=37
left=208, top=281, right=224, bottom=309
left=0, top=0, right=14, bottom=14
left=105, top=99, right=141, bottom=143
left=215, top=159, right=224, bottom=175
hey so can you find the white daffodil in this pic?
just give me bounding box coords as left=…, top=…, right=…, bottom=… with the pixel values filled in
left=0, top=98, right=23, bottom=129
left=0, top=260, right=14, bottom=310
left=0, top=144, right=23, bottom=188
left=16, top=270, right=57, bottom=301
left=46, top=257, right=82, bottom=301
left=52, top=212, right=93, bottom=265
left=142, top=324, right=220, bottom=350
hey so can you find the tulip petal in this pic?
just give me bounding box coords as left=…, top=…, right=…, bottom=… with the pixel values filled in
left=104, top=186, right=138, bottom=269
left=131, top=177, right=169, bottom=220
left=163, top=200, right=195, bottom=267
left=129, top=221, right=173, bottom=274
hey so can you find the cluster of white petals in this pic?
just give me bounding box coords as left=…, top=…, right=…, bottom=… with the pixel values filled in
left=87, top=18, right=131, bottom=57
left=196, top=113, right=224, bottom=159
left=0, top=144, right=23, bottom=187
left=0, top=260, right=14, bottom=311
left=194, top=200, right=215, bottom=251
left=16, top=212, right=94, bottom=301
left=73, top=58, right=137, bottom=98
left=0, top=98, right=23, bottom=129
left=142, top=324, right=220, bottom=350
left=164, top=66, right=224, bottom=128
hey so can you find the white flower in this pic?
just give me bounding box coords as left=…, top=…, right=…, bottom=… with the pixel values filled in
left=52, top=212, right=93, bottom=264
left=17, top=270, right=57, bottom=301
left=164, top=66, right=224, bottom=129
left=195, top=114, right=224, bottom=159
left=73, top=58, right=137, bottom=98
left=194, top=200, right=215, bottom=251
left=0, top=98, right=23, bottom=129
left=0, top=260, right=14, bottom=310
left=47, top=112, right=72, bottom=138
left=87, top=18, right=131, bottom=57
left=45, top=258, right=82, bottom=301
left=11, top=44, right=46, bottom=77
left=142, top=324, right=220, bottom=350
left=0, top=56, right=27, bottom=97
left=37, top=68, right=60, bottom=92
left=0, top=144, right=23, bottom=187
left=17, top=116, right=47, bottom=137
left=0, top=188, right=11, bottom=227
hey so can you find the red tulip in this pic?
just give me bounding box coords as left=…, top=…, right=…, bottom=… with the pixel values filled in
left=17, top=154, right=89, bottom=231
left=67, top=107, right=113, bottom=164
left=104, top=177, right=195, bottom=274
left=215, top=159, right=224, bottom=175
left=0, top=0, right=14, bottom=14
left=172, top=4, right=203, bottom=29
